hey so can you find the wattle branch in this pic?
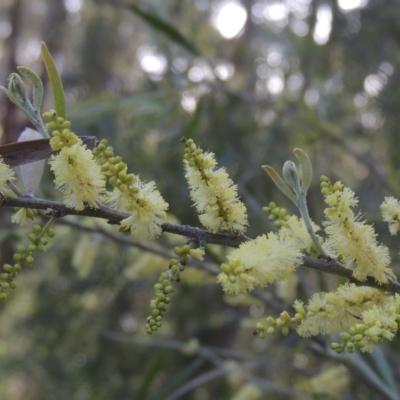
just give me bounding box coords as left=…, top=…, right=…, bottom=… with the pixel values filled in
left=3, top=194, right=400, bottom=295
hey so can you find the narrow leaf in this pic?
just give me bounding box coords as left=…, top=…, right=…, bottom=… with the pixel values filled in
left=126, top=4, right=200, bottom=56
left=263, top=165, right=297, bottom=205
left=17, top=66, right=44, bottom=111
left=293, top=148, right=313, bottom=192
left=41, top=42, right=66, bottom=119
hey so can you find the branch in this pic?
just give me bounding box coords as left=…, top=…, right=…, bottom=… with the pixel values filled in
left=3, top=194, right=400, bottom=295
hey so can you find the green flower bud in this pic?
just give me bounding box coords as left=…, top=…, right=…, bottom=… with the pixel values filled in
left=33, top=225, right=42, bottom=234
left=9, top=281, right=17, bottom=289
left=164, top=286, right=174, bottom=293
left=28, top=234, right=37, bottom=243
left=46, top=229, right=56, bottom=238
left=3, top=264, right=13, bottom=272
left=152, top=309, right=160, bottom=317
left=0, top=293, right=7, bottom=302
left=0, top=274, right=9, bottom=281
left=0, top=282, right=9, bottom=290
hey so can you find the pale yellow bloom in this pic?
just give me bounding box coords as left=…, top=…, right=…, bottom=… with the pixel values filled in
left=184, top=142, right=248, bottom=233
left=11, top=208, right=29, bottom=226
left=218, top=232, right=301, bottom=294
left=296, top=365, right=349, bottom=398
left=323, top=185, right=393, bottom=283
left=381, top=197, right=400, bottom=235
left=0, top=157, right=16, bottom=195
left=358, top=295, right=400, bottom=352
left=108, top=177, right=168, bottom=239
left=297, top=284, right=390, bottom=337
left=49, top=143, right=105, bottom=210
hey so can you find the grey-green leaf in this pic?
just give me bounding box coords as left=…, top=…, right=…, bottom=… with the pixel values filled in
left=293, top=148, right=313, bottom=192
left=263, top=165, right=297, bottom=206
left=17, top=66, right=44, bottom=111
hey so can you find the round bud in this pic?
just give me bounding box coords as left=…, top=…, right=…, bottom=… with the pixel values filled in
left=33, top=225, right=42, bottom=234
left=281, top=326, right=289, bottom=336
left=0, top=274, right=9, bottom=281
left=36, top=244, right=45, bottom=253
left=0, top=282, right=9, bottom=290
left=28, top=234, right=37, bottom=243
left=152, top=309, right=160, bottom=316
left=28, top=245, right=36, bottom=252
left=14, top=264, right=21, bottom=271
left=46, top=229, right=56, bottom=238
left=9, top=281, right=17, bottom=289
left=162, top=280, right=170, bottom=287
left=3, top=264, right=13, bottom=272
left=39, top=238, right=48, bottom=245
left=13, top=254, right=22, bottom=262
left=25, top=256, right=34, bottom=265
left=0, top=293, right=7, bottom=302
left=164, top=286, right=174, bottom=293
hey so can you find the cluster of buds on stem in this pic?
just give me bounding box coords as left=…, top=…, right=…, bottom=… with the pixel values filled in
left=1, top=223, right=55, bottom=302
left=93, top=139, right=136, bottom=194
left=145, top=244, right=204, bottom=335
left=42, top=109, right=78, bottom=150
left=262, top=202, right=290, bottom=228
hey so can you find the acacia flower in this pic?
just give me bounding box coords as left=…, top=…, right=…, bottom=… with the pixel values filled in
left=108, top=177, right=168, bottom=239
left=323, top=184, right=393, bottom=283
left=218, top=232, right=301, bottom=295
left=183, top=139, right=248, bottom=233
left=381, top=197, right=400, bottom=235
left=0, top=157, right=16, bottom=195
left=296, top=284, right=390, bottom=337
left=49, top=143, right=105, bottom=210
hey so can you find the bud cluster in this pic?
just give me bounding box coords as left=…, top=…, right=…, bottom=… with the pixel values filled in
left=42, top=109, right=78, bottom=150
left=145, top=244, right=204, bottom=335
left=254, top=310, right=298, bottom=339
left=331, top=322, right=397, bottom=354
left=1, top=224, right=55, bottom=302
left=320, top=175, right=343, bottom=196
left=93, top=139, right=137, bottom=195
left=12, top=207, right=37, bottom=225
left=262, top=202, right=290, bottom=228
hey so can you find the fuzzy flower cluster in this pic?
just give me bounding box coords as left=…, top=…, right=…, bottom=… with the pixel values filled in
left=295, top=284, right=390, bottom=338
left=322, top=179, right=393, bottom=283
left=0, top=157, right=16, bottom=196
left=381, top=197, right=400, bottom=235
left=94, top=139, right=168, bottom=239
left=218, top=231, right=302, bottom=295
left=295, top=365, right=349, bottom=398
left=183, top=138, right=248, bottom=233
left=44, top=110, right=105, bottom=211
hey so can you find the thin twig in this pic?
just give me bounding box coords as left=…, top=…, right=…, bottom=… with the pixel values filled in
left=3, top=194, right=400, bottom=295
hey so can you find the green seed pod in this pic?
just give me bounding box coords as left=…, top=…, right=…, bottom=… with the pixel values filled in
left=39, top=237, right=48, bottom=245
left=0, top=274, right=9, bottom=281
left=33, top=225, right=42, bottom=234
left=28, top=245, right=36, bottom=252
left=152, top=309, right=160, bottom=317
left=0, top=293, right=7, bottom=302
left=162, top=280, right=170, bottom=287
left=9, top=281, right=17, bottom=289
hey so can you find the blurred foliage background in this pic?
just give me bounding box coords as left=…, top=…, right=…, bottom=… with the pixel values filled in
left=1, top=0, right=400, bottom=399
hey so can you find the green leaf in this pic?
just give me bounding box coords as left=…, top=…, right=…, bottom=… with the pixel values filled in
left=126, top=4, right=200, bottom=56
left=293, top=148, right=313, bottom=192
left=17, top=66, right=44, bottom=111
left=263, top=165, right=297, bottom=206
left=41, top=42, right=66, bottom=119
